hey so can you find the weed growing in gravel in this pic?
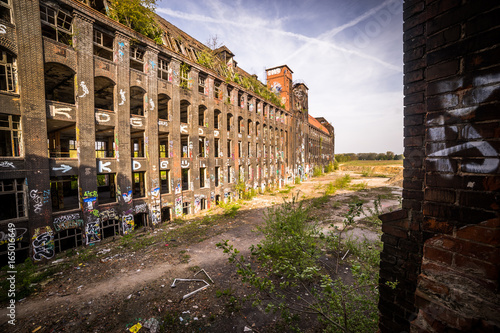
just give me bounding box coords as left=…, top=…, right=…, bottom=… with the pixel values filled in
left=219, top=201, right=241, bottom=217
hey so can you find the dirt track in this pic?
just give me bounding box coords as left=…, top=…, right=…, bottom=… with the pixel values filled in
left=0, top=170, right=402, bottom=332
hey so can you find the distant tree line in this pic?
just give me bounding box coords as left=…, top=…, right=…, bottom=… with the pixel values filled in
left=335, top=151, right=403, bottom=162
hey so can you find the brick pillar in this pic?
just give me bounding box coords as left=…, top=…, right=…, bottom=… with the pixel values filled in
left=169, top=58, right=182, bottom=217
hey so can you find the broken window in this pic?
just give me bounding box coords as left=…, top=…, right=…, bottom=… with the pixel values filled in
left=133, top=171, right=145, bottom=197
left=51, top=175, right=79, bottom=211
left=130, top=86, right=145, bottom=116
left=130, top=46, right=145, bottom=72
left=180, top=100, right=189, bottom=123
left=214, top=80, right=221, bottom=99
left=181, top=134, right=190, bottom=158
left=199, top=136, right=207, bottom=158
left=238, top=116, right=243, bottom=133
left=0, top=0, right=12, bottom=23
left=238, top=91, right=244, bottom=109
left=239, top=165, right=244, bottom=182
left=199, top=167, right=206, bottom=188
left=131, top=131, right=144, bottom=157
left=247, top=120, right=252, bottom=135
left=159, top=134, right=169, bottom=158
left=0, top=49, right=16, bottom=93
left=214, top=138, right=220, bottom=158
left=93, top=29, right=114, bottom=61
left=180, top=62, right=189, bottom=88
left=47, top=123, right=76, bottom=158
left=0, top=178, right=26, bottom=221
left=0, top=113, right=21, bottom=157
left=182, top=201, right=190, bottom=215
left=201, top=198, right=207, bottom=210
left=198, top=105, right=206, bottom=127
left=95, top=126, right=114, bottom=158
left=44, top=63, right=75, bottom=104
left=248, top=142, right=251, bottom=158
left=97, top=173, right=116, bottom=204
left=227, top=113, right=233, bottom=131
left=158, top=93, right=170, bottom=120
left=158, top=56, right=170, bottom=81
left=40, top=4, right=73, bottom=45
left=94, top=76, right=115, bottom=111
left=214, top=109, right=221, bottom=129
left=227, top=139, right=232, bottom=157
left=215, top=167, right=220, bottom=187
left=160, top=170, right=170, bottom=194
left=198, top=73, right=207, bottom=94
left=181, top=168, right=189, bottom=191
left=238, top=141, right=242, bottom=158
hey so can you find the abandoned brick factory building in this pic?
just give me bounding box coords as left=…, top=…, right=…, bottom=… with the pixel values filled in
left=0, top=0, right=334, bottom=263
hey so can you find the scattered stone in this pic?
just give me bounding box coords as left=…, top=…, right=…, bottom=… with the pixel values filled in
left=143, top=318, right=160, bottom=333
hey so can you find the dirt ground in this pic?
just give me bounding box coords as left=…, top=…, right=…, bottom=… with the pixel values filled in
left=0, top=169, right=402, bottom=333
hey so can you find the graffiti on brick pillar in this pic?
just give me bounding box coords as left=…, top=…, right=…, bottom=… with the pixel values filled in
left=181, top=160, right=190, bottom=168
left=180, top=124, right=188, bottom=133
left=32, top=227, right=55, bottom=261
left=50, top=106, right=72, bottom=119
left=122, top=214, right=134, bottom=234
left=30, top=189, right=49, bottom=214
left=95, top=112, right=111, bottom=123
left=122, top=189, right=132, bottom=203
left=78, top=81, right=89, bottom=98
left=0, top=228, right=27, bottom=246
left=133, top=160, right=141, bottom=171
left=117, top=41, right=125, bottom=60
left=158, top=120, right=168, bottom=126
left=0, top=161, right=15, bottom=168
left=119, top=89, right=126, bottom=105
left=150, top=184, right=161, bottom=225
left=53, top=213, right=83, bottom=232
left=99, top=208, right=117, bottom=222
left=160, top=160, right=168, bottom=169
left=131, top=117, right=143, bottom=127
left=85, top=221, right=100, bottom=245
left=135, top=202, right=148, bottom=213
left=427, top=74, right=500, bottom=174
left=149, top=98, right=155, bottom=111
left=175, top=196, right=182, bottom=216
left=0, top=25, right=6, bottom=34
left=168, top=67, right=173, bottom=82
left=52, top=164, right=72, bottom=173
left=99, top=161, right=112, bottom=173
left=82, top=190, right=101, bottom=245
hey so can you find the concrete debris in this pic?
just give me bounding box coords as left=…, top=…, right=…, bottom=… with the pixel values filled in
left=143, top=318, right=160, bottom=333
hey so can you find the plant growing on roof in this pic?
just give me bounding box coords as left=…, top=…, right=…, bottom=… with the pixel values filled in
left=106, top=0, right=163, bottom=45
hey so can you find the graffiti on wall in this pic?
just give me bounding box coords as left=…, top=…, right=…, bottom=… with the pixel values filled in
left=32, top=227, right=55, bottom=261
left=122, top=214, right=134, bottom=234
left=0, top=228, right=27, bottom=246
left=30, top=189, right=50, bottom=214
left=53, top=213, right=83, bottom=232
left=175, top=196, right=182, bottom=216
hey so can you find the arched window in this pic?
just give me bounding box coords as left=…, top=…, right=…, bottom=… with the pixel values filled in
left=94, top=76, right=115, bottom=111
left=44, top=62, right=75, bottom=104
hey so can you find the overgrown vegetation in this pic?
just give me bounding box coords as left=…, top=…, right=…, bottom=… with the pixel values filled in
left=217, top=192, right=392, bottom=332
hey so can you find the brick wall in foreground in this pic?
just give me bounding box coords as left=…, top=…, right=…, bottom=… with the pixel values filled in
left=379, top=1, right=500, bottom=332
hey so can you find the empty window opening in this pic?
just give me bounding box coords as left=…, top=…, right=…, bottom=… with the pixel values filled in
left=159, top=134, right=169, bottom=158
left=201, top=198, right=207, bottom=210
left=182, top=201, right=190, bottom=215
left=227, top=139, right=232, bottom=157
left=247, top=120, right=252, bottom=135
left=158, top=93, right=170, bottom=120
left=100, top=211, right=120, bottom=239
left=47, top=122, right=76, bottom=158
left=180, top=62, right=190, bottom=88
left=54, top=228, right=83, bottom=253
left=0, top=113, right=21, bottom=157
left=214, top=138, right=220, bottom=158
left=227, top=113, right=233, bottom=131
left=198, top=73, right=207, bottom=94
left=238, top=141, right=242, bottom=158
left=238, top=91, right=244, bottom=108
left=214, top=109, right=221, bottom=129
left=180, top=100, right=190, bottom=123
left=130, top=86, right=145, bottom=116
left=44, top=63, right=75, bottom=104
left=133, top=171, right=145, bottom=198
left=198, top=105, right=206, bottom=127
left=95, top=126, right=115, bottom=157
left=130, top=46, right=145, bottom=72
left=215, top=167, right=220, bottom=187
left=0, top=178, right=26, bottom=221
left=158, top=57, right=170, bottom=81
left=97, top=173, right=116, bottom=204
left=239, top=165, right=244, bottom=182
left=181, top=134, right=190, bottom=158
left=238, top=116, right=244, bottom=133
left=215, top=194, right=221, bottom=205
left=94, top=76, right=115, bottom=111
left=228, top=166, right=232, bottom=183
left=199, top=136, right=207, bottom=158
left=134, top=213, right=147, bottom=228
left=248, top=142, right=251, bottom=157
left=214, top=80, right=221, bottom=99
left=40, top=4, right=73, bottom=45
left=131, top=131, right=145, bottom=157
left=0, top=48, right=17, bottom=93
left=200, top=167, right=206, bottom=188
left=93, top=29, right=114, bottom=61
left=160, top=170, right=170, bottom=194
left=181, top=168, right=190, bottom=191
left=0, top=0, right=12, bottom=23
left=51, top=176, right=79, bottom=211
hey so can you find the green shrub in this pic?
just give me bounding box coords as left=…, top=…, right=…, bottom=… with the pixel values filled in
left=313, top=166, right=323, bottom=177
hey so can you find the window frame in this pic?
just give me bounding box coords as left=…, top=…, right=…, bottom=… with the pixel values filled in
left=39, top=4, right=73, bottom=46
left=0, top=49, right=17, bottom=93
left=0, top=178, right=26, bottom=221
left=0, top=0, right=12, bottom=24
left=0, top=113, right=21, bottom=157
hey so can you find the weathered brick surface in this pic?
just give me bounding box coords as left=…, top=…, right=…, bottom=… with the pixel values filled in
left=380, top=1, right=500, bottom=332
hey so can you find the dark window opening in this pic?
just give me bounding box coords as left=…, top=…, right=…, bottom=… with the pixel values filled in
left=130, top=47, right=145, bottom=72
left=0, top=113, right=21, bottom=157
left=134, top=213, right=147, bottom=228
left=214, top=109, right=221, bottom=129
left=54, top=228, right=83, bottom=253
left=94, top=76, right=115, bottom=111
left=161, top=207, right=171, bottom=223
left=215, top=167, right=220, bottom=187
left=0, top=0, right=12, bottom=23
left=0, top=49, right=16, bottom=93
left=215, top=195, right=221, bottom=205
left=181, top=134, right=189, bottom=158
left=158, top=94, right=170, bottom=120
left=40, top=4, right=73, bottom=45
left=214, top=80, right=221, bottom=99
left=95, top=126, right=115, bottom=158
left=160, top=170, right=170, bottom=194
left=159, top=134, right=169, bottom=158
left=0, top=178, right=26, bottom=221
left=227, top=113, right=233, bottom=131
left=133, top=172, right=145, bottom=198
left=93, top=29, right=114, bottom=61
left=200, top=167, right=206, bottom=188
left=158, top=57, right=170, bottom=81
left=47, top=122, right=76, bottom=158
left=201, top=198, right=207, bottom=210
left=214, top=138, right=219, bottom=158
left=130, top=86, right=145, bottom=115
left=181, top=168, right=189, bottom=191
left=228, top=166, right=232, bottom=183
left=44, top=62, right=75, bottom=104
left=227, top=139, right=232, bottom=157
left=199, top=136, right=206, bottom=158
left=238, top=141, right=242, bottom=158
left=182, top=201, right=190, bottom=215
left=198, top=105, right=206, bottom=127
left=247, top=120, right=252, bottom=135
left=180, top=100, right=189, bottom=123
left=238, top=91, right=244, bottom=108
left=198, top=74, right=207, bottom=94
left=97, top=173, right=116, bottom=204
left=51, top=176, right=79, bottom=211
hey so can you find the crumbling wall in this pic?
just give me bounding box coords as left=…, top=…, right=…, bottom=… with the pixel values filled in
left=379, top=1, right=500, bottom=332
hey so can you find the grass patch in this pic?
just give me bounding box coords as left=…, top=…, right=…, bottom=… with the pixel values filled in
left=342, top=160, right=403, bottom=167
left=219, top=201, right=241, bottom=218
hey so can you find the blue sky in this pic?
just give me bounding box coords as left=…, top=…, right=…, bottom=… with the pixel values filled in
left=157, top=0, right=404, bottom=154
